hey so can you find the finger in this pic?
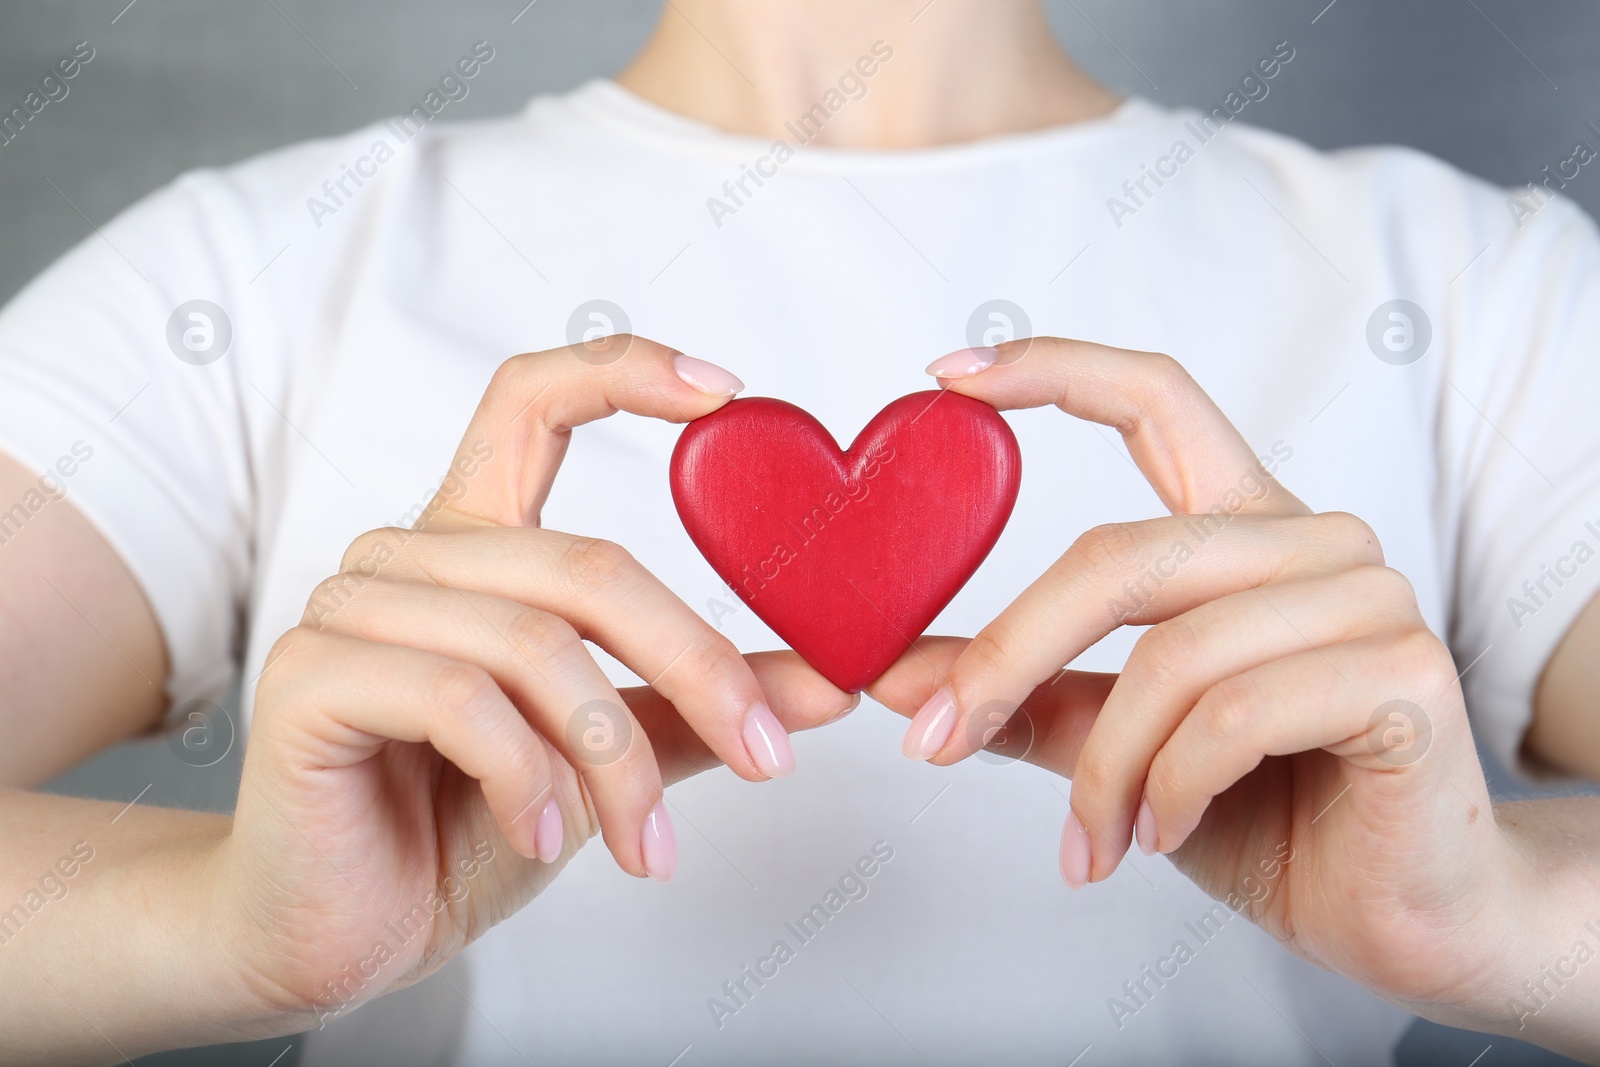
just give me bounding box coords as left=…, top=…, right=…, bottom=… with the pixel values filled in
left=869, top=636, right=1115, bottom=774
left=927, top=337, right=1307, bottom=518
left=627, top=650, right=859, bottom=786
left=350, top=526, right=803, bottom=782
left=303, top=579, right=673, bottom=880
left=1067, top=565, right=1422, bottom=881
left=1145, top=628, right=1465, bottom=856
left=255, top=627, right=562, bottom=863
left=905, top=512, right=1383, bottom=764
left=419, top=337, right=746, bottom=530
left=867, top=636, right=967, bottom=715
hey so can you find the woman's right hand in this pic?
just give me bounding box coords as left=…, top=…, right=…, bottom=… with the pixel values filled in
left=213, top=338, right=855, bottom=1030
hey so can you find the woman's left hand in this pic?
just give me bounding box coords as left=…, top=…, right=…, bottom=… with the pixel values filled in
left=868, top=337, right=1532, bottom=1021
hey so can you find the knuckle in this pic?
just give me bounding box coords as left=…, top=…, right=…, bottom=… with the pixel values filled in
left=255, top=626, right=326, bottom=708
left=1071, top=744, right=1117, bottom=799
left=1393, top=626, right=1453, bottom=682
left=1145, top=750, right=1187, bottom=809
left=303, top=573, right=368, bottom=626
left=263, top=627, right=302, bottom=667
left=560, top=536, right=638, bottom=594
left=487, top=352, right=564, bottom=415
left=1071, top=522, right=1142, bottom=578
left=1130, top=618, right=1202, bottom=693
left=1098, top=351, right=1193, bottom=438
left=1349, top=564, right=1418, bottom=614
left=604, top=732, right=658, bottom=789
left=960, top=628, right=1010, bottom=678
left=1143, top=350, right=1192, bottom=390
left=499, top=731, right=545, bottom=784
left=427, top=662, right=503, bottom=728
left=339, top=528, right=385, bottom=573
left=668, top=635, right=746, bottom=688
left=504, top=607, right=580, bottom=663
left=489, top=351, right=542, bottom=393
left=1133, top=352, right=1197, bottom=418
left=339, top=527, right=416, bottom=582
left=1318, top=511, right=1385, bottom=564
left=261, top=626, right=309, bottom=679
left=1201, top=674, right=1263, bottom=740
left=311, top=573, right=355, bottom=604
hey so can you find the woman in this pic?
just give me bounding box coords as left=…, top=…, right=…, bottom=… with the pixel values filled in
left=2, top=1, right=1598, bottom=1063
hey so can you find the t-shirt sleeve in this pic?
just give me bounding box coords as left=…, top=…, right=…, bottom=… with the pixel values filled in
left=0, top=171, right=261, bottom=715
left=1446, top=193, right=1600, bottom=775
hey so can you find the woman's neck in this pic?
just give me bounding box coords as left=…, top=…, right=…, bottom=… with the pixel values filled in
left=616, top=0, right=1120, bottom=149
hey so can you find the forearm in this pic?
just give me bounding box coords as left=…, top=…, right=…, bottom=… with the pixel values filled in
left=1411, top=796, right=1600, bottom=1060
left=0, top=789, right=283, bottom=1065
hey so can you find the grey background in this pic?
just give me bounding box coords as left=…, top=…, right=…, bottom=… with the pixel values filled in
left=5, top=1, right=1597, bottom=1064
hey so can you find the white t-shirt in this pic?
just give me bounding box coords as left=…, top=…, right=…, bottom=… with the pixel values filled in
left=4, top=78, right=1600, bottom=1066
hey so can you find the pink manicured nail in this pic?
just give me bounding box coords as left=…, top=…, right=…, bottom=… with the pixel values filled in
left=1060, top=809, right=1092, bottom=889
left=743, top=702, right=797, bottom=778
left=925, top=347, right=999, bottom=379
left=641, top=799, right=677, bottom=882
left=823, top=692, right=863, bottom=726
left=1134, top=798, right=1157, bottom=857
left=1161, top=818, right=1196, bottom=856
left=535, top=798, right=564, bottom=864
left=673, top=354, right=745, bottom=397
left=902, top=688, right=958, bottom=761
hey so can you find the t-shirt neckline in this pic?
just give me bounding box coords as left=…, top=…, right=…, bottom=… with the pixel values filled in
left=541, top=77, right=1157, bottom=172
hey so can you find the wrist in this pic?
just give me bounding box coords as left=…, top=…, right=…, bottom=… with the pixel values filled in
left=1489, top=800, right=1600, bottom=1056
left=184, top=829, right=317, bottom=1041
left=95, top=822, right=306, bottom=1050
left=0, top=799, right=309, bottom=1066
left=1408, top=799, right=1600, bottom=1059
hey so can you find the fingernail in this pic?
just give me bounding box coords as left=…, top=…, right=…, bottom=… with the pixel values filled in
left=823, top=692, right=862, bottom=726
left=641, top=799, right=677, bottom=882
left=1135, top=797, right=1157, bottom=857
left=902, top=687, right=958, bottom=761
left=535, top=798, right=564, bottom=864
left=673, top=353, right=745, bottom=397
left=925, top=347, right=999, bottom=379
left=742, top=701, right=797, bottom=778
left=1060, top=809, right=1092, bottom=889
left=1161, top=818, right=1195, bottom=856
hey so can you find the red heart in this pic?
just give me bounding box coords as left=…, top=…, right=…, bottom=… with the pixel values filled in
left=670, top=391, right=1021, bottom=693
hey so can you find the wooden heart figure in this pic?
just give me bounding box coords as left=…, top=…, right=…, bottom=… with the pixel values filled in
left=671, top=391, right=1022, bottom=692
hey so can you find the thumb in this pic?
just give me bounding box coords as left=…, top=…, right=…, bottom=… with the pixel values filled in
left=869, top=635, right=1115, bottom=777
left=627, top=651, right=857, bottom=787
